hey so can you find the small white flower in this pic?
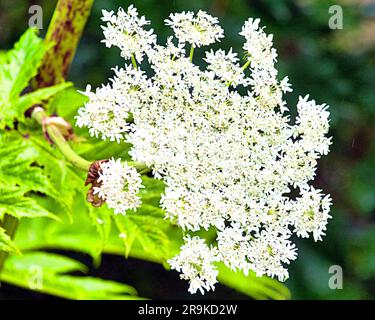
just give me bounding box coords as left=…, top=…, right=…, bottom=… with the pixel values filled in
left=248, top=229, right=298, bottom=281
left=217, top=224, right=252, bottom=274
left=240, top=18, right=277, bottom=72
left=165, top=10, right=224, bottom=47
left=93, top=158, right=143, bottom=214
left=280, top=76, right=293, bottom=93
left=101, top=5, right=156, bottom=62
left=204, top=48, right=249, bottom=86
left=75, top=84, right=130, bottom=142
left=289, top=186, right=332, bottom=241
left=76, top=65, right=150, bottom=142
left=295, top=95, right=332, bottom=155
left=168, top=236, right=219, bottom=294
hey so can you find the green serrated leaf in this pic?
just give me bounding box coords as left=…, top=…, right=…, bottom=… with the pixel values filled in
left=0, top=129, right=86, bottom=222
left=0, top=226, right=19, bottom=254
left=12, top=205, right=290, bottom=300
left=0, top=183, right=57, bottom=220
left=87, top=203, right=112, bottom=252
left=14, top=192, right=109, bottom=261
left=114, top=204, right=171, bottom=259
left=0, top=28, right=51, bottom=128
left=0, top=133, right=57, bottom=197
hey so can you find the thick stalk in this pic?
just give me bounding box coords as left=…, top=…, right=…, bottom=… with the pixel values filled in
left=32, top=0, right=94, bottom=88
left=32, top=108, right=149, bottom=173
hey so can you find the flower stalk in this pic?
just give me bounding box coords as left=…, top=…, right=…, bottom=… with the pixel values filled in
left=32, top=107, right=92, bottom=171
left=131, top=54, right=138, bottom=69
left=189, top=45, right=195, bottom=62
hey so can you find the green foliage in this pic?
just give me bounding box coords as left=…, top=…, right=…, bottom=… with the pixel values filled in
left=0, top=28, right=74, bottom=260
left=0, top=183, right=56, bottom=220
left=0, top=28, right=70, bottom=128
left=114, top=177, right=171, bottom=259
left=0, top=227, right=19, bottom=254
left=217, top=264, right=291, bottom=300
left=114, top=205, right=171, bottom=259
left=0, top=133, right=59, bottom=202
left=0, top=251, right=141, bottom=300
left=16, top=82, right=71, bottom=112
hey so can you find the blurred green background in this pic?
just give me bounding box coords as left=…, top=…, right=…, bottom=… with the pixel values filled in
left=0, top=0, right=374, bottom=299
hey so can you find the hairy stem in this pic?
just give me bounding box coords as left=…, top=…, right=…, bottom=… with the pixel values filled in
left=32, top=0, right=94, bottom=88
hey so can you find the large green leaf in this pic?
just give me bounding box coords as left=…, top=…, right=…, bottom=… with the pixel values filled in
left=19, top=132, right=84, bottom=220
left=112, top=176, right=174, bottom=259
left=0, top=131, right=77, bottom=222
left=0, top=28, right=46, bottom=127
left=12, top=211, right=291, bottom=300
left=0, top=251, right=142, bottom=300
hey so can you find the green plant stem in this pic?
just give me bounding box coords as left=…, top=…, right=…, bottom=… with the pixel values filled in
left=189, top=45, right=195, bottom=62
left=47, top=125, right=91, bottom=170
left=32, top=108, right=150, bottom=173
left=131, top=54, right=138, bottom=69
left=241, top=59, right=251, bottom=71
left=226, top=59, right=252, bottom=87
left=0, top=215, right=19, bottom=274
left=127, top=161, right=151, bottom=173
left=32, top=108, right=91, bottom=171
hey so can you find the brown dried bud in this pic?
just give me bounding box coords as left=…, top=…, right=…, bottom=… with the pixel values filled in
left=85, top=160, right=109, bottom=207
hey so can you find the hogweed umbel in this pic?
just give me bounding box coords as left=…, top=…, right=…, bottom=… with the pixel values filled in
left=76, top=5, right=332, bottom=294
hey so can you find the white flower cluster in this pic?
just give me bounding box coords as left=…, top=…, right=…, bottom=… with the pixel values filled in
left=165, top=10, right=224, bottom=47
left=94, top=158, right=143, bottom=214
left=101, top=5, right=156, bottom=62
left=76, top=66, right=150, bottom=142
left=204, top=49, right=249, bottom=86
left=77, top=5, right=332, bottom=294
left=169, top=236, right=219, bottom=294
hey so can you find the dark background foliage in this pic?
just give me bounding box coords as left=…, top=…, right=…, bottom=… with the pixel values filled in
left=0, top=0, right=374, bottom=299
